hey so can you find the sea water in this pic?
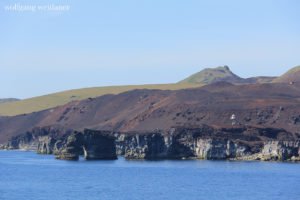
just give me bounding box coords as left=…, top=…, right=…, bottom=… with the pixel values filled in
left=0, top=151, right=299, bottom=200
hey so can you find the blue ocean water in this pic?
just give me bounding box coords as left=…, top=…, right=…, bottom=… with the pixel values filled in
left=0, top=151, right=300, bottom=200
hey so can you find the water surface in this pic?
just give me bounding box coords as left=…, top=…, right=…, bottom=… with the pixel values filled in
left=0, top=151, right=299, bottom=200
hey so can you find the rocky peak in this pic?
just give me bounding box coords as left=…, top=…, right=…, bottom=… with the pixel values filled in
left=179, top=65, right=244, bottom=85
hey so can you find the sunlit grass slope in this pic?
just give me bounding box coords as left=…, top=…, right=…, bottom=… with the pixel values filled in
left=0, top=83, right=200, bottom=116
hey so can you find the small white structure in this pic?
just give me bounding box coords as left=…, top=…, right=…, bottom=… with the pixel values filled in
left=230, top=114, right=237, bottom=125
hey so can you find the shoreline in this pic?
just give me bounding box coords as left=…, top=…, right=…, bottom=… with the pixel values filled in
left=1, top=149, right=300, bottom=163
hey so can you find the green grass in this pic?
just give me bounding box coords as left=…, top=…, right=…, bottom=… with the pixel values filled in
left=0, top=83, right=200, bottom=116
left=285, top=65, right=300, bottom=73
left=0, top=98, right=19, bottom=104
left=179, top=66, right=236, bottom=84
left=273, top=65, right=300, bottom=83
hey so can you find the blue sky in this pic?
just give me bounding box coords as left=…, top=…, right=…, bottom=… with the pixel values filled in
left=0, top=0, right=299, bottom=98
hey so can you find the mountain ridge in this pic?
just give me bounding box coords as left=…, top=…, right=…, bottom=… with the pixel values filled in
left=179, top=65, right=277, bottom=85
left=0, top=65, right=299, bottom=116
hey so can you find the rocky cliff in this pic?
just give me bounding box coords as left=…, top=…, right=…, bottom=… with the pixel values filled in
left=118, top=125, right=300, bottom=161
left=261, top=141, right=300, bottom=161
left=0, top=127, right=67, bottom=151
left=56, top=129, right=117, bottom=161
left=82, top=129, right=117, bottom=160
left=55, top=132, right=84, bottom=160
left=1, top=125, right=300, bottom=162
left=195, top=139, right=250, bottom=159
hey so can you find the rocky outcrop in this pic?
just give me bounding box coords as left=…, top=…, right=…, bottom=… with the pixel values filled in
left=122, top=132, right=251, bottom=160
left=195, top=139, right=250, bottom=160
left=121, top=126, right=300, bottom=161
left=261, top=141, right=300, bottom=161
left=37, top=136, right=56, bottom=154
left=1, top=127, right=66, bottom=151
left=82, top=129, right=117, bottom=160
left=55, top=132, right=83, bottom=160
left=1, top=132, right=38, bottom=150
left=116, top=134, right=126, bottom=155
left=124, top=133, right=169, bottom=159
left=56, top=129, right=117, bottom=160
left=2, top=125, right=300, bottom=162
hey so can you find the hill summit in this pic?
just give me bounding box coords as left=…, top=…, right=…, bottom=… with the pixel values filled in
left=273, top=65, right=300, bottom=83
left=179, top=66, right=244, bottom=84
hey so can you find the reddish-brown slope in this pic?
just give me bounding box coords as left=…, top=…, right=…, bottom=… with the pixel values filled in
left=1, top=82, right=300, bottom=143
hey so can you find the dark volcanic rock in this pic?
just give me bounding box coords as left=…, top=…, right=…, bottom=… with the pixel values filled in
left=1, top=127, right=64, bottom=151
left=122, top=125, right=299, bottom=160
left=55, top=132, right=84, bottom=160
left=82, top=129, right=117, bottom=160
left=124, top=133, right=169, bottom=160
left=123, top=131, right=250, bottom=160
left=56, top=129, right=117, bottom=160
left=2, top=124, right=300, bottom=162
left=3, top=132, right=37, bottom=150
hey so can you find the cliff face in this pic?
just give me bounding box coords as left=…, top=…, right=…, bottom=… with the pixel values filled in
left=37, top=136, right=56, bottom=154
left=1, top=125, right=300, bottom=162
left=2, top=132, right=38, bottom=150
left=56, top=129, right=117, bottom=161
left=55, top=132, right=84, bottom=160
left=122, top=133, right=188, bottom=160
left=195, top=139, right=250, bottom=159
left=82, top=129, right=117, bottom=160
left=261, top=141, right=300, bottom=161
left=121, top=134, right=249, bottom=160
left=0, top=127, right=65, bottom=151
left=117, top=126, right=300, bottom=161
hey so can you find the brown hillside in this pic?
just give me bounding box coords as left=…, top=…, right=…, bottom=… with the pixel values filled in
left=1, top=82, right=300, bottom=143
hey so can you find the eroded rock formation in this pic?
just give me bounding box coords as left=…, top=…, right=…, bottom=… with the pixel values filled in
left=2, top=125, right=300, bottom=162
left=82, top=129, right=117, bottom=160
left=56, top=129, right=117, bottom=160
left=37, top=136, right=56, bottom=154
left=195, top=139, right=250, bottom=159
left=124, top=133, right=169, bottom=159
left=261, top=141, right=300, bottom=161
left=55, top=132, right=84, bottom=160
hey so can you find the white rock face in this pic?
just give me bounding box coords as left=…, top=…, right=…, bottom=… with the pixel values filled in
left=195, top=139, right=249, bottom=160
left=262, top=141, right=300, bottom=160
left=37, top=136, right=56, bottom=154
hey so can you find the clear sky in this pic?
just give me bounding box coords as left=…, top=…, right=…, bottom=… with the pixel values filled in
left=0, top=0, right=299, bottom=99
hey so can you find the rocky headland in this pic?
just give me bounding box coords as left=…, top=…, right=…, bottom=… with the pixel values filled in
left=1, top=66, right=300, bottom=162
left=1, top=125, right=300, bottom=162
